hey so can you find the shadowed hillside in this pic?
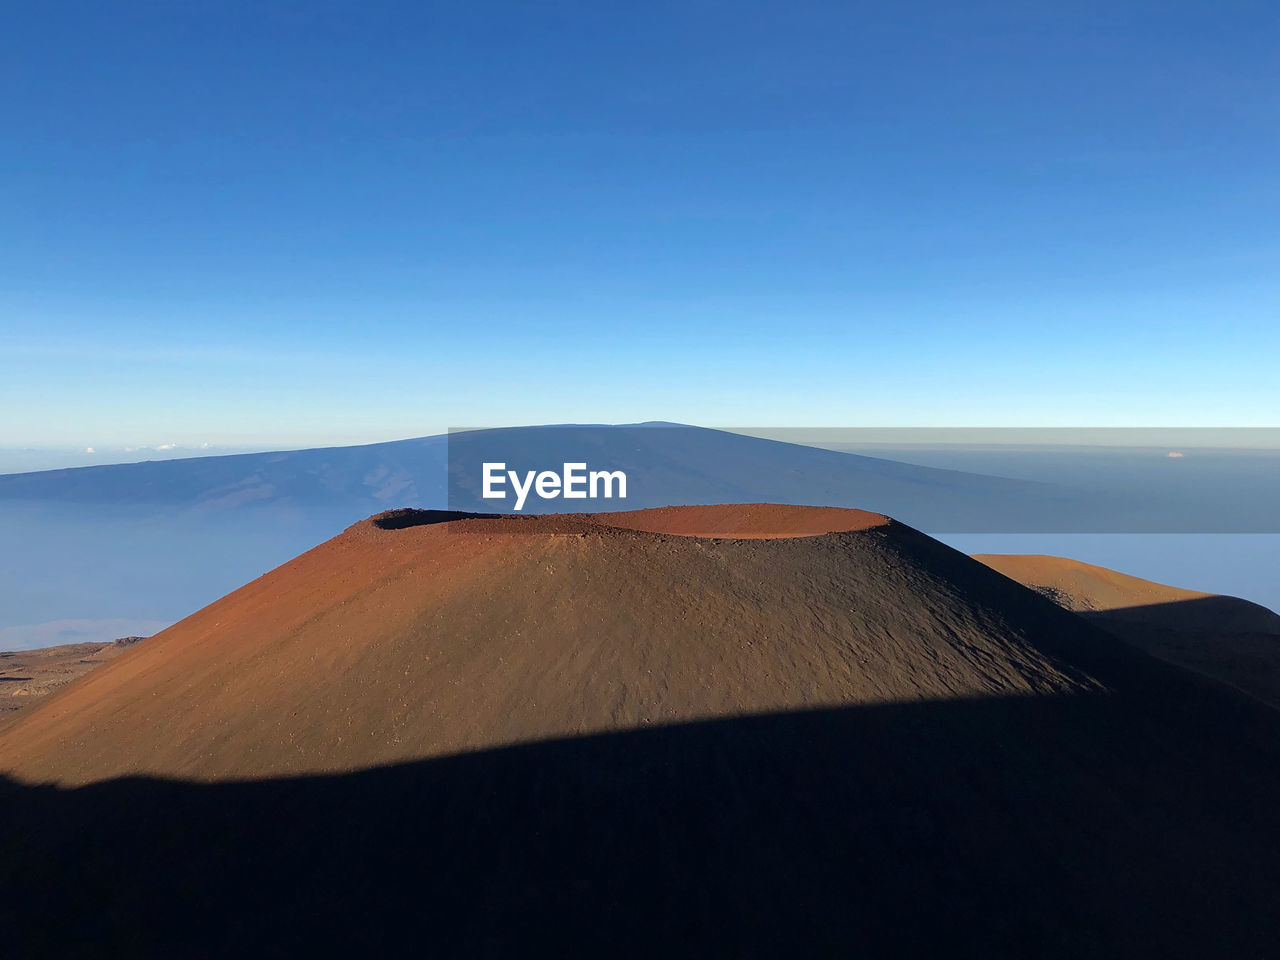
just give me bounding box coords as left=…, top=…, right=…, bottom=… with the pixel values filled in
left=977, top=553, right=1280, bottom=706
left=2, top=505, right=1278, bottom=956
left=3, top=693, right=1279, bottom=958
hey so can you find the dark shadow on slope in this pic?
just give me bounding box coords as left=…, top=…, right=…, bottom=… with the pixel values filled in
left=368, top=509, right=605, bottom=535
left=1087, top=594, right=1280, bottom=635
left=3, top=690, right=1280, bottom=959
left=370, top=508, right=493, bottom=530
left=1075, top=595, right=1280, bottom=708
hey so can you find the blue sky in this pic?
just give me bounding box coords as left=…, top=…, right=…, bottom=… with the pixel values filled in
left=3, top=1, right=1277, bottom=450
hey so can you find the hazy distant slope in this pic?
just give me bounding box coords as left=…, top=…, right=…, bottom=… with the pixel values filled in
left=0, top=434, right=449, bottom=509
left=0, top=423, right=1057, bottom=528
left=0, top=424, right=1076, bottom=648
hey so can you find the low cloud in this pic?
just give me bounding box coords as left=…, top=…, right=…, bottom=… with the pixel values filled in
left=156, top=443, right=176, bottom=451
left=85, top=447, right=95, bottom=454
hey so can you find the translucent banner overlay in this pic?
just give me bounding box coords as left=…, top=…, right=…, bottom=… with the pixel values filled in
left=443, top=425, right=1280, bottom=533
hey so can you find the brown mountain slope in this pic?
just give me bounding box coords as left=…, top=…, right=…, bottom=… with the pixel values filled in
left=3, top=505, right=1279, bottom=958
left=976, top=553, right=1280, bottom=705
left=0, top=637, right=144, bottom=719
left=1, top=505, right=1112, bottom=785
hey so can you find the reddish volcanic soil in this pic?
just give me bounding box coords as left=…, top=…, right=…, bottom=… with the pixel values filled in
left=0, top=505, right=1103, bottom=785
left=0, top=637, right=143, bottom=719
left=2, top=504, right=1279, bottom=958
left=590, top=502, right=890, bottom=537
left=977, top=553, right=1280, bottom=706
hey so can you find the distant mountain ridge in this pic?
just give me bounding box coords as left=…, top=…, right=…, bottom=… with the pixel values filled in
left=0, top=422, right=1064, bottom=528
left=0, top=422, right=1187, bottom=650
left=0, top=433, right=448, bottom=509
